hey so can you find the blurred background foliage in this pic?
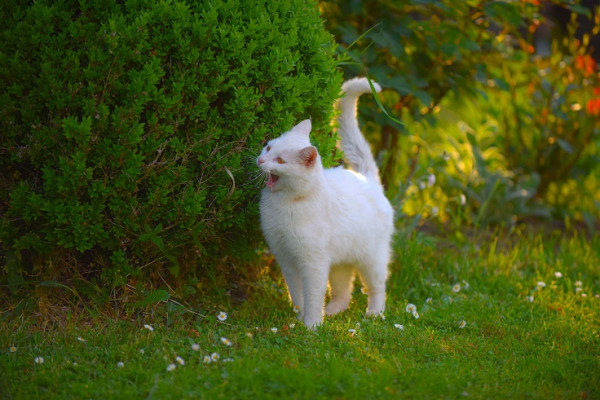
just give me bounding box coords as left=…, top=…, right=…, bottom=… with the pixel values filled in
left=320, top=0, right=600, bottom=232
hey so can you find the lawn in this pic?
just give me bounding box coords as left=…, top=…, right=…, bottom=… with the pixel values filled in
left=2, top=231, right=599, bottom=399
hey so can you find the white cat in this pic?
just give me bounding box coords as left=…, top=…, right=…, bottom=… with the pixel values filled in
left=257, top=77, right=394, bottom=328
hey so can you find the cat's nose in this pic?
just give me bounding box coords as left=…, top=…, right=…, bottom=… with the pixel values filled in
left=257, top=157, right=265, bottom=165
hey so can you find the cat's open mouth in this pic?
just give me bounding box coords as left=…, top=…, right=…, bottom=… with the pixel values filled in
left=267, top=172, right=279, bottom=188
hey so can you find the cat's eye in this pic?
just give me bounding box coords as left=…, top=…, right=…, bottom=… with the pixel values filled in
left=275, top=157, right=286, bottom=164
left=266, top=146, right=271, bottom=151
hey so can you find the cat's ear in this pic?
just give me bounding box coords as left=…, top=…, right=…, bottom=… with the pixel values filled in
left=298, top=146, right=318, bottom=168
left=291, top=119, right=312, bottom=137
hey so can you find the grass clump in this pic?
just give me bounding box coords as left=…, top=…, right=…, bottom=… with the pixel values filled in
left=2, top=232, right=598, bottom=399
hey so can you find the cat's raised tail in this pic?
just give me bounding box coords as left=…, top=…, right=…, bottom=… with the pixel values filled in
left=338, top=77, right=383, bottom=183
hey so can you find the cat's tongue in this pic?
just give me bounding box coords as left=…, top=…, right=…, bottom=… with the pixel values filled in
left=267, top=173, right=279, bottom=188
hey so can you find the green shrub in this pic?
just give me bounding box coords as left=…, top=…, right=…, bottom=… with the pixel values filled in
left=0, top=0, right=342, bottom=295
left=321, top=0, right=598, bottom=228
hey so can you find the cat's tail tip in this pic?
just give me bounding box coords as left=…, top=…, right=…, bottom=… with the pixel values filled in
left=342, top=77, right=381, bottom=96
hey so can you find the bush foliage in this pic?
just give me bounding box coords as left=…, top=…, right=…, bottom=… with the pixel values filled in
left=0, top=0, right=342, bottom=294
left=321, top=0, right=599, bottom=228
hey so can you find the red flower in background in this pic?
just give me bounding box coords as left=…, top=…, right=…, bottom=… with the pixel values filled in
left=575, top=55, right=597, bottom=77
left=587, top=98, right=600, bottom=116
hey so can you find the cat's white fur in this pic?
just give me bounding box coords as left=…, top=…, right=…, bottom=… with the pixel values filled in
left=257, top=77, right=394, bottom=328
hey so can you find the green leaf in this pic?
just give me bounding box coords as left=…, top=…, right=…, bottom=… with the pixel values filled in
left=133, top=289, right=170, bottom=308
left=556, top=138, right=573, bottom=154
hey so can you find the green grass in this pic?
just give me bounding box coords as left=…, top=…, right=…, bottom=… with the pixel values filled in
left=2, top=231, right=599, bottom=399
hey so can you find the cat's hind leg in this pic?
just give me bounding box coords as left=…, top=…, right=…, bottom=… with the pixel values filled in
left=325, top=265, right=354, bottom=316
left=360, top=258, right=388, bottom=317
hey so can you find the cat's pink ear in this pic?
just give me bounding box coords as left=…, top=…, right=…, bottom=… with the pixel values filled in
left=298, top=146, right=318, bottom=168
left=291, top=119, right=312, bottom=137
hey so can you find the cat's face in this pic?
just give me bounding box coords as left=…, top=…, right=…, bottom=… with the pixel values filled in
left=257, top=119, right=319, bottom=191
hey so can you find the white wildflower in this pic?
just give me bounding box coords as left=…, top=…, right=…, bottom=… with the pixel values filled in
left=537, top=281, right=546, bottom=289
left=406, top=303, right=417, bottom=314
left=167, top=363, right=176, bottom=371
left=428, top=174, right=436, bottom=187
left=217, top=312, right=227, bottom=322
left=191, top=343, right=200, bottom=351
left=143, top=324, right=154, bottom=332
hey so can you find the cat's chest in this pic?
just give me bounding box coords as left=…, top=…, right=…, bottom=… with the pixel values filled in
left=259, top=192, right=328, bottom=239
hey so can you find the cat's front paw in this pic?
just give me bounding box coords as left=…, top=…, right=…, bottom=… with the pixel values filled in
left=302, top=315, right=323, bottom=330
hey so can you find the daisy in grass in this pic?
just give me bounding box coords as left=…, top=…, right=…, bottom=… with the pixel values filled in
left=526, top=296, right=534, bottom=303
left=555, top=272, right=563, bottom=279
left=203, top=355, right=212, bottom=364
left=459, top=320, right=467, bottom=329
left=289, top=324, right=296, bottom=329
left=217, top=312, right=227, bottom=321
left=192, top=343, right=200, bottom=351
left=167, top=363, right=176, bottom=371
left=10, top=346, right=17, bottom=353
left=140, top=349, right=145, bottom=354
left=452, top=283, right=461, bottom=293
left=76, top=336, right=85, bottom=343
left=176, top=356, right=185, bottom=365
left=425, top=297, right=433, bottom=305
left=412, top=311, right=419, bottom=319
left=34, top=356, right=44, bottom=364
left=271, top=327, right=278, bottom=333
left=537, top=281, right=546, bottom=289
left=211, top=353, right=220, bottom=362
left=143, top=324, right=154, bottom=332
left=293, top=305, right=301, bottom=313
left=394, top=324, right=404, bottom=331
left=406, top=303, right=417, bottom=314
left=117, top=361, right=124, bottom=368
left=220, top=337, right=232, bottom=346
left=348, top=329, right=356, bottom=336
